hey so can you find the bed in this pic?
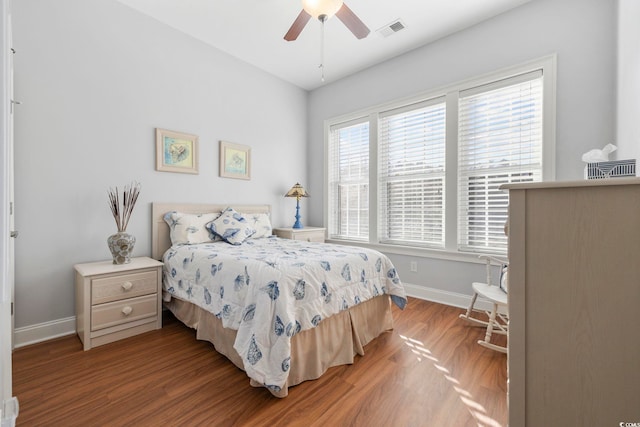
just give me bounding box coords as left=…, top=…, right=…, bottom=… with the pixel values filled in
left=151, top=202, right=407, bottom=397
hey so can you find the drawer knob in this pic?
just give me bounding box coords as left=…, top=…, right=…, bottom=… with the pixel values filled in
left=121, top=306, right=133, bottom=316
left=121, top=281, right=133, bottom=291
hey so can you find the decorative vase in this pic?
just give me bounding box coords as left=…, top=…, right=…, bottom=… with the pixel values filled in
left=107, top=232, right=136, bottom=264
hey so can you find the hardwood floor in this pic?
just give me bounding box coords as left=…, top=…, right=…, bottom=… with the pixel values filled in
left=12, top=298, right=507, bottom=426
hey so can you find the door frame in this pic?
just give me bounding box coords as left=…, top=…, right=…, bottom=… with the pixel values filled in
left=0, top=0, right=13, bottom=405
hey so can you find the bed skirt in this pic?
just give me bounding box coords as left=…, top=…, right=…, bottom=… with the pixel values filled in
left=164, top=294, right=394, bottom=397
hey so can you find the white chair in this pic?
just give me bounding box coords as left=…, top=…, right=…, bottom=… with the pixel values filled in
left=459, top=255, right=509, bottom=353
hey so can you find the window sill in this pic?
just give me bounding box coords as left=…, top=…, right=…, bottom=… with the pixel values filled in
left=325, top=238, right=503, bottom=264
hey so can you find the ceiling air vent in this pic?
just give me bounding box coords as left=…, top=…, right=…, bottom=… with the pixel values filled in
left=377, top=19, right=406, bottom=38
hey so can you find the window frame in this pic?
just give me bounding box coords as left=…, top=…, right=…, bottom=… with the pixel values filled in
left=327, top=117, right=371, bottom=242
left=457, top=69, right=544, bottom=254
left=323, top=55, right=556, bottom=262
left=378, top=97, right=447, bottom=249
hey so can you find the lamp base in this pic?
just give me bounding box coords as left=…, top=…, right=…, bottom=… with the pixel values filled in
left=292, top=200, right=303, bottom=229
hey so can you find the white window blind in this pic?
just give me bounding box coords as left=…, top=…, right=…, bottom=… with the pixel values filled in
left=328, top=119, right=370, bottom=241
left=379, top=98, right=446, bottom=248
left=458, top=70, right=543, bottom=254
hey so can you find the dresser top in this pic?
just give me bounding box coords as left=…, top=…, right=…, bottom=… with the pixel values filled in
left=501, top=177, right=640, bottom=190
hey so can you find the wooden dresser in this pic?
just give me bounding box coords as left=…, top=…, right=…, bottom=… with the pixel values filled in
left=74, top=257, right=163, bottom=350
left=503, top=178, right=640, bottom=426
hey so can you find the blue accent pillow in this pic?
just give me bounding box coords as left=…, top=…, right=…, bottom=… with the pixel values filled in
left=206, top=207, right=256, bottom=245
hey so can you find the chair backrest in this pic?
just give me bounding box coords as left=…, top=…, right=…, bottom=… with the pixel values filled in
left=482, top=255, right=508, bottom=291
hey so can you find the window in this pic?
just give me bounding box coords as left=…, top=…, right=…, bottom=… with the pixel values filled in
left=379, top=99, right=447, bottom=248
left=327, top=119, right=370, bottom=241
left=458, top=71, right=543, bottom=253
left=325, top=57, right=554, bottom=257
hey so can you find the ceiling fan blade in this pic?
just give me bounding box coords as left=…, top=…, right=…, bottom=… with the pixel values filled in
left=284, top=10, right=312, bottom=41
left=335, top=3, right=370, bottom=39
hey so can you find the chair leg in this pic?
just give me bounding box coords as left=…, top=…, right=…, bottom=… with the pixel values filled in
left=483, top=303, right=498, bottom=343
left=459, top=292, right=494, bottom=328
left=477, top=302, right=507, bottom=353
left=463, top=292, right=478, bottom=318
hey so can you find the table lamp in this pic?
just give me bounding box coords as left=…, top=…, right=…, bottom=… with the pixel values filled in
left=284, top=183, right=309, bottom=229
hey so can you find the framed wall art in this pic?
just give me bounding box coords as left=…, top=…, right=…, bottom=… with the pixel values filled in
left=156, top=128, right=199, bottom=174
left=219, top=141, right=251, bottom=180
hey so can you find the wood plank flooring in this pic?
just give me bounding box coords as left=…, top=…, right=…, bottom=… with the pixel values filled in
left=12, top=298, right=507, bottom=426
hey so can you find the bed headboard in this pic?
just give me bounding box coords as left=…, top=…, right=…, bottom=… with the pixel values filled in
left=151, top=202, right=272, bottom=260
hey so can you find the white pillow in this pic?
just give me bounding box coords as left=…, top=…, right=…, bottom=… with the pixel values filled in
left=242, top=212, right=272, bottom=239
left=163, top=211, right=220, bottom=245
left=207, top=207, right=256, bottom=245
left=499, top=264, right=508, bottom=293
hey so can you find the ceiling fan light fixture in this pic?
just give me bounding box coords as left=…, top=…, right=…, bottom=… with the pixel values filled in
left=302, top=0, right=344, bottom=20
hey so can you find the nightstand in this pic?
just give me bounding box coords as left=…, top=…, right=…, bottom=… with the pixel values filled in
left=273, top=227, right=326, bottom=243
left=74, top=257, right=163, bottom=350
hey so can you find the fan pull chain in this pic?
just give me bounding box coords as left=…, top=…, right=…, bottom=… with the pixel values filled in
left=319, top=14, right=326, bottom=82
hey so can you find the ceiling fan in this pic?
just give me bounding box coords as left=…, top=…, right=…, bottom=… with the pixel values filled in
left=284, top=0, right=370, bottom=41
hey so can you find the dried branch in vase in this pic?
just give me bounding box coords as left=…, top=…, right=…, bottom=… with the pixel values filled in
left=108, top=182, right=141, bottom=232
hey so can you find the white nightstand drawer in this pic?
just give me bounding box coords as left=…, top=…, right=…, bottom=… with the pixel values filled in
left=91, top=294, right=157, bottom=331
left=91, top=270, right=158, bottom=305
left=291, top=231, right=324, bottom=243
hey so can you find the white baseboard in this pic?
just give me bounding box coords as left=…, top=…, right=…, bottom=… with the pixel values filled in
left=12, top=285, right=491, bottom=348
left=13, top=316, right=76, bottom=349
left=402, top=282, right=494, bottom=311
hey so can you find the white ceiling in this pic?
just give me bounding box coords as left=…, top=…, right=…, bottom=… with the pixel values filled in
left=115, top=0, right=532, bottom=91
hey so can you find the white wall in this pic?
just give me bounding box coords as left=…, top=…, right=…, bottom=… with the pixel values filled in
left=616, top=0, right=640, bottom=160
left=307, top=0, right=617, bottom=295
left=12, top=0, right=307, bottom=329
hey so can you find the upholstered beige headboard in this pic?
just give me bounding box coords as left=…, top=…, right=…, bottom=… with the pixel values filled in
left=151, top=202, right=271, bottom=260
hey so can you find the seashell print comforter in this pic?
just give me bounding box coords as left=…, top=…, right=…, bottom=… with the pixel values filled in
left=162, top=236, right=407, bottom=395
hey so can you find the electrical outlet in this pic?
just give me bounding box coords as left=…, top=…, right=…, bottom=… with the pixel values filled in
left=410, top=261, right=418, bottom=272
